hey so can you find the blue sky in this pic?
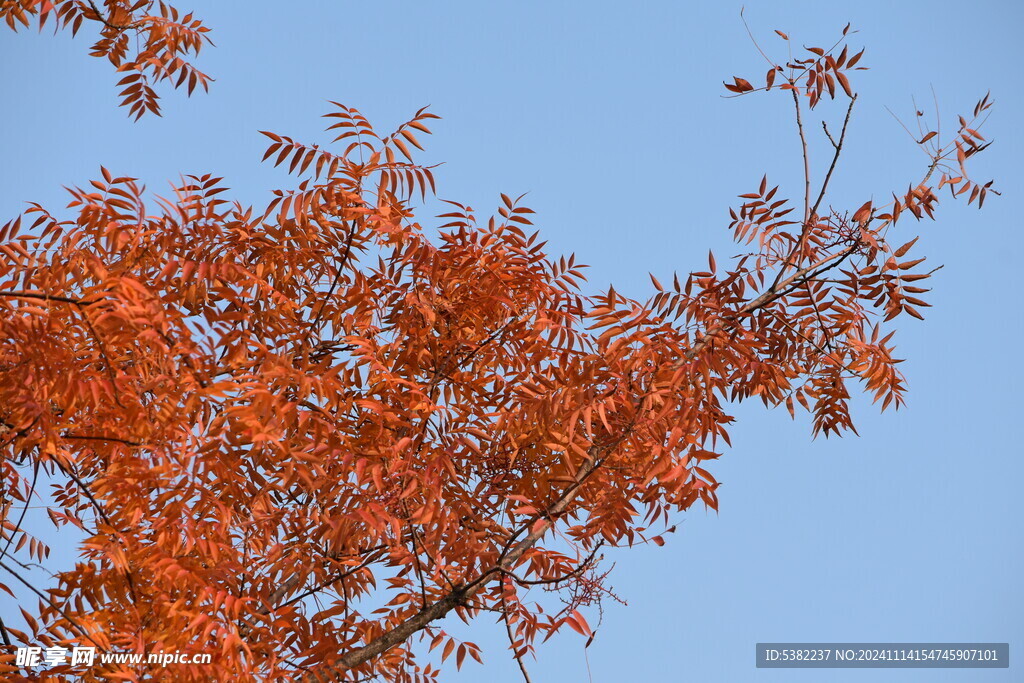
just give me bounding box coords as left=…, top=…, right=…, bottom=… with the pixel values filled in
left=1, top=1, right=1021, bottom=681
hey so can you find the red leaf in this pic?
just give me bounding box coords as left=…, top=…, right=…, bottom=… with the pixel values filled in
left=733, top=77, right=754, bottom=92
left=852, top=200, right=872, bottom=224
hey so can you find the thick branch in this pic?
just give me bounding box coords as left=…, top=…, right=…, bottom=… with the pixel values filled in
left=0, top=291, right=99, bottom=306
left=62, top=433, right=143, bottom=447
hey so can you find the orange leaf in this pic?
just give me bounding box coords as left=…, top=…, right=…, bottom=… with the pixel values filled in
left=852, top=200, right=872, bottom=224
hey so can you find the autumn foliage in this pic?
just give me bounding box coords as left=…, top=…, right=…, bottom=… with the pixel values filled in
left=0, top=12, right=995, bottom=683
left=1, top=0, right=211, bottom=118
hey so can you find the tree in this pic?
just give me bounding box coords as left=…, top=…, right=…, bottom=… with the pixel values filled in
left=0, top=14, right=995, bottom=683
left=1, top=0, right=211, bottom=119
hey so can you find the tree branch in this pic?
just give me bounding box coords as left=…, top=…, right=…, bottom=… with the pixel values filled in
left=0, top=291, right=99, bottom=306
left=684, top=241, right=860, bottom=362
left=0, top=459, right=38, bottom=562
left=309, top=237, right=862, bottom=677
left=792, top=89, right=812, bottom=225
left=315, top=442, right=612, bottom=676
left=85, top=0, right=136, bottom=31
left=0, top=613, right=12, bottom=649
left=0, top=559, right=102, bottom=646
left=812, top=94, right=857, bottom=217
left=501, top=593, right=533, bottom=683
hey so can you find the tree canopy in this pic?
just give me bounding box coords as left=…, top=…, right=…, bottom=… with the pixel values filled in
left=0, top=6, right=995, bottom=682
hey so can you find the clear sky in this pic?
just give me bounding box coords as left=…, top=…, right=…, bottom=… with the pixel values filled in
left=1, top=1, right=1021, bottom=681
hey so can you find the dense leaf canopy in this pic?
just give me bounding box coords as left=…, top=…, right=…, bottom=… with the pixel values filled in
left=0, top=6, right=994, bottom=682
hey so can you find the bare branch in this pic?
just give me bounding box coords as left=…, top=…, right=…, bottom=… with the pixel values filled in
left=812, top=94, right=857, bottom=217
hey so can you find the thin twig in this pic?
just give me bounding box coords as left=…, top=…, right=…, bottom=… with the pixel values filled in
left=0, top=459, right=38, bottom=562
left=0, top=614, right=12, bottom=649
left=499, top=541, right=604, bottom=588
left=812, top=94, right=857, bottom=217
left=49, top=457, right=141, bottom=605
left=792, top=89, right=812, bottom=225
left=822, top=121, right=838, bottom=148
left=0, top=559, right=102, bottom=646
left=501, top=593, right=534, bottom=683
left=303, top=220, right=356, bottom=351
left=273, top=549, right=384, bottom=612
left=739, top=8, right=778, bottom=70
left=85, top=0, right=136, bottom=31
